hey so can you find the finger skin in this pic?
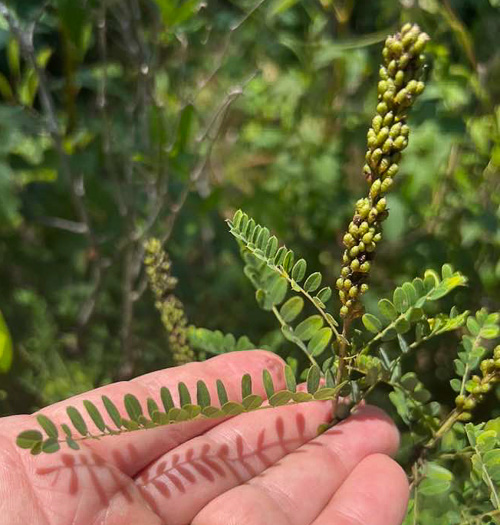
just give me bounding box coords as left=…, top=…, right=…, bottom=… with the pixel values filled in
left=135, top=398, right=333, bottom=524
left=0, top=351, right=285, bottom=525
left=192, top=405, right=400, bottom=525
left=311, top=454, right=409, bottom=525
left=9, top=350, right=286, bottom=477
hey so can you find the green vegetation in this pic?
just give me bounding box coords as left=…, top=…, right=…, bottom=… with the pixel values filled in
left=1, top=1, right=499, bottom=523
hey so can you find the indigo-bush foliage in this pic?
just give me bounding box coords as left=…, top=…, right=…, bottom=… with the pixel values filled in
left=1, top=1, right=500, bottom=524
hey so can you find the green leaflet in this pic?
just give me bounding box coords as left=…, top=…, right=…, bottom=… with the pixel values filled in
left=124, top=394, right=143, bottom=422
left=16, top=430, right=43, bottom=449
left=419, top=463, right=454, bottom=496
left=228, top=210, right=341, bottom=356
left=15, top=364, right=344, bottom=454
left=83, top=400, right=106, bottom=432
left=196, top=380, right=211, bottom=408
left=280, top=297, right=304, bottom=323
left=294, top=315, right=324, bottom=341
left=361, top=265, right=468, bottom=352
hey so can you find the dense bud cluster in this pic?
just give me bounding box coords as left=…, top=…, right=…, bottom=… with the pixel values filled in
left=454, top=345, right=500, bottom=420
left=144, top=238, right=195, bottom=365
left=337, top=24, right=429, bottom=317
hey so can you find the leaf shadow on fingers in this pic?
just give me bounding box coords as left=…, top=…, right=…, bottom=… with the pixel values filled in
left=135, top=412, right=311, bottom=518
left=34, top=442, right=146, bottom=517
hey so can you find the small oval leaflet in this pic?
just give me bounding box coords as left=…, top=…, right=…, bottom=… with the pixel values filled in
left=362, top=313, right=383, bottom=334
left=84, top=400, right=106, bottom=432
left=279, top=296, right=304, bottom=323
left=37, top=414, right=59, bottom=439
left=307, top=327, right=333, bottom=356
left=294, top=315, right=324, bottom=341
left=304, top=272, right=322, bottom=293
left=306, top=365, right=321, bottom=394
left=291, top=259, right=307, bottom=282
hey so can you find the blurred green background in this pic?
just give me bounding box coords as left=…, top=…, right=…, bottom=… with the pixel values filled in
left=0, top=0, right=499, bottom=415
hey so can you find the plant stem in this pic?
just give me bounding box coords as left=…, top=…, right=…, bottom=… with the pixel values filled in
left=336, top=316, right=352, bottom=384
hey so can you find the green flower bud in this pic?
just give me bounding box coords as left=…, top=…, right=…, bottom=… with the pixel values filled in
left=377, top=81, right=388, bottom=95
left=378, top=158, right=390, bottom=174
left=379, top=66, right=389, bottom=80
left=386, top=163, right=399, bottom=178
left=393, top=136, right=407, bottom=151
left=349, top=286, right=358, bottom=298
left=350, top=259, right=360, bottom=271
left=359, top=221, right=369, bottom=235
left=377, top=102, right=388, bottom=115
left=341, top=266, right=350, bottom=278
left=383, top=88, right=396, bottom=104
left=394, top=70, right=405, bottom=87
left=390, top=40, right=403, bottom=56
left=387, top=60, right=397, bottom=76
left=390, top=123, right=402, bottom=138
left=455, top=394, right=465, bottom=407
left=343, top=279, right=352, bottom=290
left=374, top=232, right=382, bottom=242
left=401, top=23, right=413, bottom=34
left=343, top=233, right=355, bottom=247
left=383, top=112, right=394, bottom=126
left=346, top=300, right=353, bottom=308
left=368, top=209, right=379, bottom=223
left=372, top=115, right=383, bottom=133
left=382, top=138, right=393, bottom=154
left=371, top=148, right=383, bottom=165
left=365, top=241, right=376, bottom=252
left=402, top=32, right=415, bottom=49
left=349, top=246, right=360, bottom=258
left=399, top=53, right=411, bottom=69
left=376, top=127, right=389, bottom=146
left=376, top=198, right=387, bottom=212
left=362, top=232, right=373, bottom=244
left=342, top=252, right=349, bottom=263
left=348, top=223, right=359, bottom=236
left=480, top=383, right=491, bottom=394
left=415, top=81, right=425, bottom=95
left=413, top=33, right=429, bottom=54
left=370, top=180, right=382, bottom=199
left=340, top=305, right=349, bottom=317
left=358, top=241, right=366, bottom=251
left=339, top=290, right=346, bottom=301
left=406, top=80, right=418, bottom=94
left=458, top=412, right=472, bottom=422
left=381, top=177, right=394, bottom=193
left=360, top=262, right=371, bottom=272
left=359, top=203, right=370, bottom=218
left=360, top=283, right=369, bottom=293
left=395, top=89, right=409, bottom=105
left=401, top=124, right=410, bottom=137
left=480, top=359, right=494, bottom=374
left=336, top=278, right=344, bottom=290
left=464, top=398, right=476, bottom=411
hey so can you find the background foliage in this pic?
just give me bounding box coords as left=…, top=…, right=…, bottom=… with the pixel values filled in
left=0, top=0, right=499, bottom=522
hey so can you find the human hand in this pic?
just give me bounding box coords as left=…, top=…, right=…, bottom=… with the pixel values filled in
left=0, top=351, right=409, bottom=525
